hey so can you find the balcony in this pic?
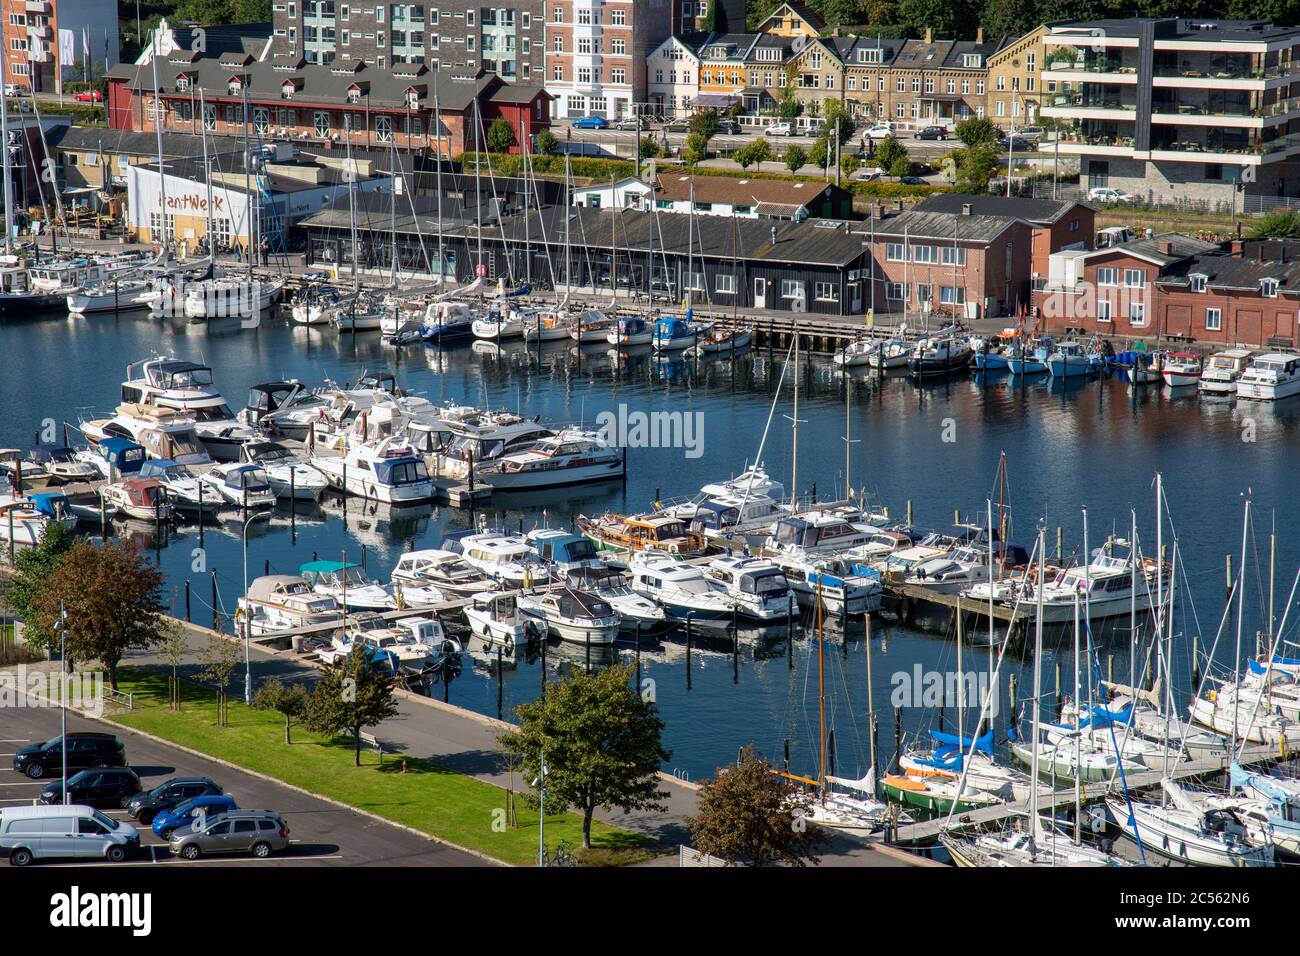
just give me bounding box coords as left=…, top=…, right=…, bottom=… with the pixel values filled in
left=24, top=1, right=49, bottom=13
left=26, top=23, right=49, bottom=39
left=1151, top=93, right=1300, bottom=127
left=1052, top=122, right=1137, bottom=157
left=1042, top=50, right=1140, bottom=84
left=1152, top=53, right=1294, bottom=89
left=1040, top=91, right=1137, bottom=123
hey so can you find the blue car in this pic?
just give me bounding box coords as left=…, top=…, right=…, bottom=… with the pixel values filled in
left=153, top=794, right=237, bottom=839
left=571, top=115, right=607, bottom=130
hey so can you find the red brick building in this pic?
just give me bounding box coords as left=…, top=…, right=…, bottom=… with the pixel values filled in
left=106, top=51, right=550, bottom=158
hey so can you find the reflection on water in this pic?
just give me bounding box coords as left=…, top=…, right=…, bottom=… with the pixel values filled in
left=3, top=312, right=1298, bottom=778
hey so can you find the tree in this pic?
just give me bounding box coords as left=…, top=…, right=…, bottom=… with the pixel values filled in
left=955, top=116, right=999, bottom=149
left=198, top=632, right=239, bottom=727
left=303, top=652, right=400, bottom=766
left=889, top=155, right=912, bottom=178
left=956, top=140, right=1000, bottom=193
left=28, top=540, right=166, bottom=689
left=688, top=745, right=830, bottom=867
left=982, top=0, right=1045, bottom=42
left=1, top=521, right=75, bottom=645
left=486, top=117, right=517, bottom=153
left=683, top=132, right=709, bottom=166
left=778, top=97, right=803, bottom=119
left=784, top=143, right=809, bottom=174
left=875, top=134, right=908, bottom=175
left=897, top=0, right=957, bottom=36
left=639, top=136, right=662, bottom=160
left=808, top=136, right=833, bottom=172
left=734, top=138, right=772, bottom=170
left=1249, top=209, right=1300, bottom=238
left=254, top=678, right=311, bottom=745
left=840, top=152, right=861, bottom=179
left=498, top=664, right=669, bottom=850
left=160, top=619, right=187, bottom=712
left=821, top=100, right=855, bottom=146
left=688, top=110, right=719, bottom=142
left=535, top=128, right=559, bottom=155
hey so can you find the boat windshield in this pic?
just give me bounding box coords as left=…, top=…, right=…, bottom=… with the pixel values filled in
left=187, top=404, right=236, bottom=422
left=675, top=577, right=712, bottom=595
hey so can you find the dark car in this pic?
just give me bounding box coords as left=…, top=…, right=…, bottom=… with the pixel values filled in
left=662, top=119, right=690, bottom=134
left=899, top=176, right=929, bottom=186
left=12, top=732, right=126, bottom=779
left=1006, top=136, right=1037, bottom=152
left=40, top=768, right=142, bottom=809
left=916, top=125, right=948, bottom=141
left=715, top=119, right=742, bottom=135
left=126, top=776, right=224, bottom=825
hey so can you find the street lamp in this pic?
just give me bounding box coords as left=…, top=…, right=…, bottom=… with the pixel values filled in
left=57, top=602, right=68, bottom=802
left=240, top=513, right=260, bottom=705
left=533, top=754, right=549, bottom=867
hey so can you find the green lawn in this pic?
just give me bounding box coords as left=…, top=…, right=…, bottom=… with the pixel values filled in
left=110, top=669, right=650, bottom=866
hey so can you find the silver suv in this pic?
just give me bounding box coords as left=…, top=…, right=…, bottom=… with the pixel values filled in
left=169, top=810, right=290, bottom=860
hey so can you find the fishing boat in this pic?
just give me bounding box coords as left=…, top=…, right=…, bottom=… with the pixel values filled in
left=606, top=316, right=654, bottom=347
left=1047, top=339, right=1105, bottom=378
left=391, top=549, right=496, bottom=599
left=577, top=513, right=710, bottom=557
left=1161, top=351, right=1203, bottom=387
left=238, top=441, right=329, bottom=501
left=650, top=315, right=703, bottom=352
left=309, top=437, right=434, bottom=504
left=463, top=591, right=545, bottom=647
left=200, top=463, right=277, bottom=510
left=627, top=551, right=736, bottom=625
left=1116, top=349, right=1159, bottom=385
left=562, top=566, right=667, bottom=631
left=907, top=331, right=973, bottom=378
left=238, top=575, right=342, bottom=635
left=970, top=329, right=1020, bottom=371
left=702, top=556, right=795, bottom=623
left=1236, top=352, right=1300, bottom=400
left=1006, top=335, right=1054, bottom=375
left=516, top=587, right=621, bottom=645
left=475, top=429, right=624, bottom=491
left=1199, top=348, right=1255, bottom=394
left=101, top=477, right=172, bottom=521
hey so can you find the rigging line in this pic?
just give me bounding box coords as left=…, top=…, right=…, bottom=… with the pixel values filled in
left=1235, top=563, right=1300, bottom=763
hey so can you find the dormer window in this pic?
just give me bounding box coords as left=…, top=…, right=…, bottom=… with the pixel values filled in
left=176, top=75, right=190, bottom=92
left=228, top=77, right=243, bottom=95
left=1189, top=273, right=1207, bottom=293
left=858, top=48, right=882, bottom=64
left=962, top=54, right=983, bottom=68
left=1261, top=277, right=1280, bottom=297
left=281, top=79, right=297, bottom=99
left=347, top=87, right=361, bottom=103
left=404, top=88, right=419, bottom=108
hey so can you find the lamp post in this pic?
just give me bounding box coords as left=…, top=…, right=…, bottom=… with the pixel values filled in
left=534, top=754, right=549, bottom=866
left=241, top=513, right=259, bottom=705
left=58, top=602, right=68, bottom=802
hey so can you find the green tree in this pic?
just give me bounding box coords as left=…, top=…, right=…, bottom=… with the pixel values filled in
left=981, top=0, right=1042, bottom=42
left=254, top=678, right=311, bottom=745
left=1250, top=209, right=1300, bottom=238
left=687, top=745, right=830, bottom=867
left=197, top=632, right=239, bottom=728
left=956, top=140, right=1000, bottom=193
left=778, top=97, right=804, bottom=119
left=28, top=540, right=166, bottom=690
left=1, top=521, right=75, bottom=645
left=683, top=132, right=709, bottom=166
left=535, top=128, right=559, bottom=155
left=639, top=136, right=662, bottom=160
left=486, top=117, right=517, bottom=152
left=734, top=138, right=772, bottom=170
left=784, top=143, right=809, bottom=173
left=498, top=664, right=669, bottom=850
left=897, top=0, right=957, bottom=35
left=689, top=110, right=720, bottom=141
left=955, top=116, right=999, bottom=148
left=303, top=651, right=400, bottom=766
left=160, top=619, right=187, bottom=712
left=889, top=155, right=912, bottom=177
left=233, top=0, right=273, bottom=19
left=821, top=99, right=855, bottom=146
left=840, top=152, right=861, bottom=179
left=809, top=136, right=833, bottom=171
left=875, top=134, right=908, bottom=174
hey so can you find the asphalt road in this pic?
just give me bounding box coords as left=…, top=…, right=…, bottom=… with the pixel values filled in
left=563, top=123, right=963, bottom=156
left=0, top=701, right=488, bottom=868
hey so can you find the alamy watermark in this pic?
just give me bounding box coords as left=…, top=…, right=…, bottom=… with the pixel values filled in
left=1, top=665, right=104, bottom=716
left=596, top=404, right=705, bottom=459
left=891, top=665, right=999, bottom=719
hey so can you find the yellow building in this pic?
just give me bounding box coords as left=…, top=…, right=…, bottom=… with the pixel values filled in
left=986, top=25, right=1049, bottom=129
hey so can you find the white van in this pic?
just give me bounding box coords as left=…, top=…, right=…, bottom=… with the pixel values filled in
left=0, top=804, right=140, bottom=866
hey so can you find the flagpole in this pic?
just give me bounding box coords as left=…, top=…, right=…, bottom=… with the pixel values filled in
left=60, top=601, right=68, bottom=803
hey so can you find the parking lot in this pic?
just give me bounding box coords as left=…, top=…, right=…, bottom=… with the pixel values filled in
left=1, top=704, right=488, bottom=868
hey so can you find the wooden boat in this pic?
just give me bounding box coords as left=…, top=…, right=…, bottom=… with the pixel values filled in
left=576, top=512, right=710, bottom=557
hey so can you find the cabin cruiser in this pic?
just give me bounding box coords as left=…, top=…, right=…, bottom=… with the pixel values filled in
left=137, top=460, right=220, bottom=514
left=119, top=357, right=255, bottom=461
left=764, top=511, right=877, bottom=557
left=433, top=415, right=554, bottom=481
left=1199, top=349, right=1255, bottom=394
left=300, top=560, right=400, bottom=612
left=239, top=441, right=328, bottom=501
left=1028, top=540, right=1159, bottom=625
left=101, top=477, right=172, bottom=521
left=200, top=463, right=277, bottom=510
left=903, top=544, right=1031, bottom=596
left=391, top=549, right=496, bottom=599
left=75, top=437, right=147, bottom=481
left=309, top=437, right=433, bottom=503
left=238, top=575, right=342, bottom=635
left=81, top=404, right=212, bottom=467
left=23, top=255, right=146, bottom=309
left=342, top=615, right=457, bottom=667
left=697, top=465, right=785, bottom=502
left=241, top=381, right=330, bottom=438
left=449, top=528, right=550, bottom=587
left=463, top=591, right=545, bottom=647
left=627, top=551, right=736, bottom=625
left=21, top=445, right=97, bottom=484
left=0, top=497, right=76, bottom=546
left=476, top=428, right=624, bottom=490
left=421, top=300, right=476, bottom=342
left=525, top=528, right=605, bottom=578
left=516, top=587, right=622, bottom=645
left=563, top=566, right=667, bottom=630
left=577, top=513, right=710, bottom=557
left=1161, top=351, right=1203, bottom=388
left=703, top=556, right=794, bottom=622
left=772, top=552, right=883, bottom=616
left=666, top=492, right=788, bottom=544
left=1237, top=352, right=1300, bottom=401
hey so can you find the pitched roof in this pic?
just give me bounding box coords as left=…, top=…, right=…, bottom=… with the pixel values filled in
left=869, top=209, right=1021, bottom=244
left=652, top=174, right=846, bottom=210
left=914, top=194, right=1085, bottom=225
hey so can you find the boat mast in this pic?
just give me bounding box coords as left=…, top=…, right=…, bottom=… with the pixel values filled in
left=149, top=28, right=168, bottom=260
left=390, top=142, right=398, bottom=286
left=790, top=329, right=800, bottom=509
left=344, top=118, right=357, bottom=292
left=1030, top=525, right=1045, bottom=859
left=200, top=89, right=213, bottom=263
left=434, top=96, right=444, bottom=283
left=1155, top=472, right=1163, bottom=691
left=1161, top=542, right=1177, bottom=794
left=473, top=95, right=483, bottom=282
left=1231, top=497, right=1251, bottom=752
left=817, top=578, right=826, bottom=802
left=242, top=82, right=256, bottom=283
left=1129, top=507, right=1137, bottom=689
left=986, top=497, right=995, bottom=730
left=564, top=154, right=571, bottom=304
left=1072, top=585, right=1081, bottom=845
left=0, top=38, right=11, bottom=253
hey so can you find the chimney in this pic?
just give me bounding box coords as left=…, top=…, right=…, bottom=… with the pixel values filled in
left=1157, top=240, right=1172, bottom=255
left=976, top=27, right=984, bottom=44
left=925, top=27, right=933, bottom=44
left=771, top=225, right=778, bottom=246
left=961, top=202, right=972, bottom=216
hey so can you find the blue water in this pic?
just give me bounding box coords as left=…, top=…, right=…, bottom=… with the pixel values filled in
left=3, top=310, right=1297, bottom=781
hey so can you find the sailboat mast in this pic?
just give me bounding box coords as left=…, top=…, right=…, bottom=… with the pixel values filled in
left=473, top=96, right=483, bottom=276
left=1231, top=498, right=1251, bottom=751
left=1030, top=526, right=1045, bottom=857
left=242, top=82, right=254, bottom=282
left=434, top=96, right=444, bottom=282
left=344, top=120, right=357, bottom=291
left=791, top=329, right=800, bottom=509
left=390, top=143, right=398, bottom=285
left=1130, top=508, right=1137, bottom=690
left=1072, top=586, right=1081, bottom=845
left=1155, top=472, right=1163, bottom=661
left=200, top=89, right=213, bottom=254
left=0, top=38, right=11, bottom=251
left=564, top=154, right=571, bottom=302
left=149, top=29, right=168, bottom=258
left=817, top=579, right=826, bottom=801
left=1162, top=542, right=1177, bottom=788
left=956, top=595, right=963, bottom=745
left=986, top=497, right=995, bottom=729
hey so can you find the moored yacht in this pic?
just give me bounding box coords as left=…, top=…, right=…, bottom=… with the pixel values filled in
left=627, top=551, right=736, bottom=625
left=703, top=556, right=794, bottom=622
left=450, top=528, right=550, bottom=587
left=392, top=549, right=496, bottom=599
left=1236, top=352, right=1300, bottom=400
left=516, top=587, right=622, bottom=645
left=238, top=575, right=341, bottom=635
left=239, top=441, right=329, bottom=501
left=476, top=429, right=624, bottom=490
left=309, top=437, right=433, bottom=503
left=119, top=357, right=254, bottom=461
left=1199, top=348, right=1255, bottom=394
left=200, top=463, right=277, bottom=510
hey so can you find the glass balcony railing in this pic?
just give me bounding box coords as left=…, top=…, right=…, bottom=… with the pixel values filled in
left=1151, top=96, right=1300, bottom=119
left=1043, top=57, right=1139, bottom=76
left=1152, top=60, right=1292, bottom=81
left=1045, top=93, right=1137, bottom=111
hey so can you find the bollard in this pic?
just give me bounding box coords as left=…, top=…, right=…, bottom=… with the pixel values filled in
left=211, top=569, right=219, bottom=632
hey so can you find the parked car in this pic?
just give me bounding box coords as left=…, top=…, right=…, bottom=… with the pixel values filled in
left=169, top=809, right=290, bottom=860
left=12, top=732, right=126, bottom=779
left=613, top=116, right=642, bottom=131
left=1088, top=186, right=1137, bottom=204
left=715, top=119, right=742, bottom=135
left=152, top=794, right=238, bottom=840
left=1013, top=126, right=1044, bottom=140
left=862, top=123, right=895, bottom=141
left=916, top=125, right=948, bottom=141
left=126, top=776, right=224, bottom=825
left=851, top=166, right=886, bottom=181
left=662, top=119, right=690, bottom=134
left=72, top=89, right=103, bottom=103
left=899, top=176, right=930, bottom=186
left=1, top=805, right=139, bottom=866
left=3, top=84, right=28, bottom=97
left=571, top=115, right=607, bottom=130
left=1005, top=136, right=1038, bottom=152
left=764, top=122, right=794, bottom=137
left=40, top=768, right=142, bottom=809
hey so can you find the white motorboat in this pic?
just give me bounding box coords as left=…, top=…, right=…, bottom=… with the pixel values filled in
left=627, top=551, right=736, bottom=626
left=1199, top=348, right=1255, bottom=394
left=309, top=437, right=434, bottom=504
left=431, top=414, right=553, bottom=482
left=137, top=459, right=220, bottom=514
left=702, top=555, right=795, bottom=622
left=348, top=615, right=457, bottom=667
left=516, top=587, right=622, bottom=645
left=21, top=445, right=97, bottom=484
left=764, top=510, right=877, bottom=557
left=101, top=477, right=172, bottom=521
left=1236, top=352, right=1300, bottom=400
left=988, top=539, right=1161, bottom=625
left=463, top=591, right=545, bottom=647
left=118, top=356, right=255, bottom=461
left=200, top=463, right=277, bottom=510
left=0, top=497, right=72, bottom=546
left=238, top=575, right=341, bottom=635
left=453, top=528, right=550, bottom=587
left=562, top=566, right=667, bottom=630
left=183, top=276, right=284, bottom=318
left=774, top=552, right=883, bottom=616
left=1160, top=351, right=1203, bottom=388
left=81, top=404, right=212, bottom=468
left=1108, top=779, right=1273, bottom=867
left=391, top=549, right=496, bottom=599
left=300, top=559, right=399, bottom=612
left=239, top=440, right=329, bottom=501
left=475, top=428, right=624, bottom=491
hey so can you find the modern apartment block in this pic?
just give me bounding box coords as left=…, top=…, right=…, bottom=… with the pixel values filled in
left=0, top=0, right=120, bottom=93
left=545, top=0, right=674, bottom=120
left=267, top=2, right=545, bottom=83
left=1040, top=18, right=1300, bottom=205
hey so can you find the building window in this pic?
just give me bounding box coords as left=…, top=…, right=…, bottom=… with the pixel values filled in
left=941, top=246, right=966, bottom=266
left=1097, top=267, right=1117, bottom=286
left=1261, top=278, right=1280, bottom=297
left=203, top=105, right=216, bottom=130
left=1206, top=307, right=1222, bottom=331
left=814, top=282, right=839, bottom=302
left=313, top=110, right=331, bottom=136
left=940, top=285, right=965, bottom=305
left=1097, top=299, right=1112, bottom=323
left=911, top=244, right=937, bottom=264
left=1129, top=302, right=1146, bottom=325
left=1124, top=269, right=1145, bottom=288
left=716, top=273, right=736, bottom=294
left=376, top=115, right=392, bottom=141
left=1189, top=274, right=1207, bottom=293
left=885, top=282, right=909, bottom=301
left=781, top=279, right=805, bottom=299
left=886, top=242, right=905, bottom=261
left=253, top=107, right=270, bottom=133
left=684, top=272, right=705, bottom=292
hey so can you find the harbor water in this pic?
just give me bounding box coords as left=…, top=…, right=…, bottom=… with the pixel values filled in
left=2, top=309, right=1297, bottom=782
